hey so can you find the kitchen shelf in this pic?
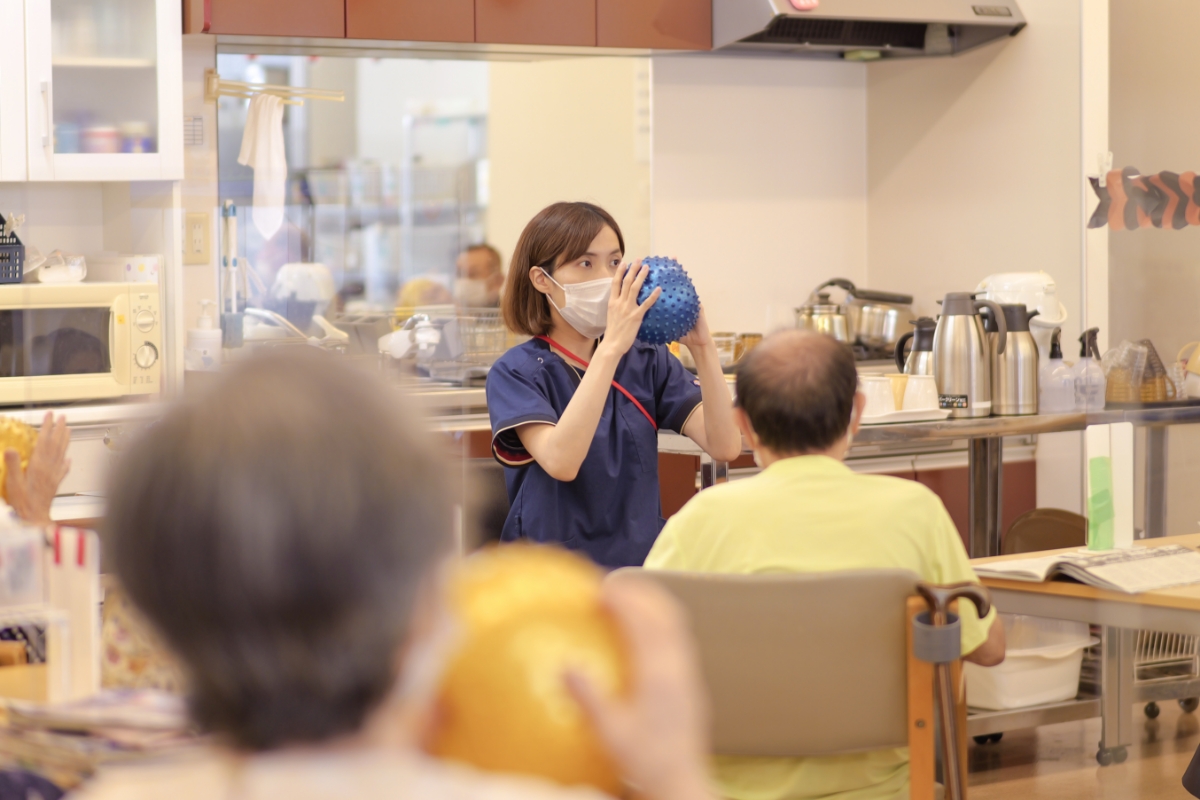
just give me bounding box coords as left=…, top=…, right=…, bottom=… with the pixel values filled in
left=51, top=57, right=156, bottom=68
left=967, top=695, right=1101, bottom=738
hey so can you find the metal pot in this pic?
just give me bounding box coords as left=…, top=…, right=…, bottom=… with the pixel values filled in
left=817, top=278, right=914, bottom=350
left=795, top=292, right=849, bottom=343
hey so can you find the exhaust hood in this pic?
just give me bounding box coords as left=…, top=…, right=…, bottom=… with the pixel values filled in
left=714, top=0, right=1025, bottom=59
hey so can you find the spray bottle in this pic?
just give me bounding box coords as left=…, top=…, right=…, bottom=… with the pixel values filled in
left=185, top=300, right=222, bottom=371
left=220, top=201, right=244, bottom=348
left=1038, top=327, right=1075, bottom=413
left=1074, top=327, right=1106, bottom=411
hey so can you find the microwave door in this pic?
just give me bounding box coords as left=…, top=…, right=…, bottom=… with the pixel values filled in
left=0, top=307, right=112, bottom=378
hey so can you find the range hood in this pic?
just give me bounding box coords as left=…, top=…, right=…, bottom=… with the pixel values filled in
left=714, top=0, right=1025, bottom=59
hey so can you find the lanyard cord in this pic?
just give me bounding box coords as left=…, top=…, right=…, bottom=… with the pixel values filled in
left=535, top=335, right=657, bottom=431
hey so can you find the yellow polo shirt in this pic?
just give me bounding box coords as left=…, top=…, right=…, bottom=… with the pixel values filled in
left=644, top=455, right=996, bottom=800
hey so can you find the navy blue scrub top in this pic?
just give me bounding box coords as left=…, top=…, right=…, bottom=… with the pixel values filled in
left=486, top=337, right=703, bottom=568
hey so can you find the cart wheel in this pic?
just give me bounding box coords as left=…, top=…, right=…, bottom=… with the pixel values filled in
left=973, top=733, right=1003, bottom=746
left=1145, top=702, right=1161, bottom=719
left=1113, top=746, right=1129, bottom=764
left=1096, top=748, right=1115, bottom=767
left=1180, top=697, right=1199, bottom=714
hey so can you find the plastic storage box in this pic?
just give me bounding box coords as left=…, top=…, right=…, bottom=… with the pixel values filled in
left=965, top=614, right=1097, bottom=710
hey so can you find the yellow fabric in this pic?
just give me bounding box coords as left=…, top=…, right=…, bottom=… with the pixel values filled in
left=644, top=455, right=996, bottom=800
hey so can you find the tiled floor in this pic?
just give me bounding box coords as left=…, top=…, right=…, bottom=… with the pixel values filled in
left=969, top=701, right=1200, bottom=799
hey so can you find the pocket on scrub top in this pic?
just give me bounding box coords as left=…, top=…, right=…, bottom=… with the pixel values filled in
left=616, top=402, right=655, bottom=475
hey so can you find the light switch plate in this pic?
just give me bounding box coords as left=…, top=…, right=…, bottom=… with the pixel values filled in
left=184, top=212, right=210, bottom=265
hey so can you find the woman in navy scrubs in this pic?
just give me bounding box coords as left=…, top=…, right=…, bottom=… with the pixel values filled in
left=486, top=202, right=742, bottom=568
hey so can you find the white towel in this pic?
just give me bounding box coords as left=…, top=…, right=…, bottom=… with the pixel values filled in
left=237, top=94, right=287, bottom=240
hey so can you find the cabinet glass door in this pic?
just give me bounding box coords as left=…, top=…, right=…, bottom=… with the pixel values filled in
left=49, top=0, right=158, bottom=156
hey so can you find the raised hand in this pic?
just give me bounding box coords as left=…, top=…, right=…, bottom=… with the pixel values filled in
left=6, top=413, right=71, bottom=526
left=598, top=259, right=660, bottom=358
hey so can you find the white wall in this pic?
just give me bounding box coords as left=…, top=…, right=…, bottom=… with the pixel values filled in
left=865, top=0, right=1094, bottom=513
left=489, top=57, right=651, bottom=277
left=181, top=35, right=220, bottom=337
left=651, top=55, right=867, bottom=335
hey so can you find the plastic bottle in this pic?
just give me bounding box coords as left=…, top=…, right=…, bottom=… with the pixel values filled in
left=185, top=300, right=222, bottom=371
left=1073, top=327, right=1106, bottom=411
left=1039, top=327, right=1075, bottom=413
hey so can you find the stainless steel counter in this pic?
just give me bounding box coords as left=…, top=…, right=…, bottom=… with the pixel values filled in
left=855, top=406, right=1200, bottom=444
left=661, top=405, right=1200, bottom=557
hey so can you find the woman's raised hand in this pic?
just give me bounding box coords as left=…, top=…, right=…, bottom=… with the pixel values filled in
left=598, top=260, right=659, bottom=359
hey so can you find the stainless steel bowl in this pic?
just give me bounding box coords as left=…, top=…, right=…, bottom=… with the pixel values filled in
left=816, top=279, right=913, bottom=350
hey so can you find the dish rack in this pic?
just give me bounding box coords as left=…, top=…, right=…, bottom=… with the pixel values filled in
left=385, top=306, right=527, bottom=384
left=1079, top=629, right=1200, bottom=716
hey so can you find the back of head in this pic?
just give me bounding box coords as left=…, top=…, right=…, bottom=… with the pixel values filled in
left=105, top=347, right=453, bottom=750
left=735, top=331, right=859, bottom=455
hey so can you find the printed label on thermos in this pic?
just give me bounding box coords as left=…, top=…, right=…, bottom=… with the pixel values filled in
left=939, top=394, right=969, bottom=409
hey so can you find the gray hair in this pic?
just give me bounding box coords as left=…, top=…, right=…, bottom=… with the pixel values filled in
left=104, top=347, right=453, bottom=750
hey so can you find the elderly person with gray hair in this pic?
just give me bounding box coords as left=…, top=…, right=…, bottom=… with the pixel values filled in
left=69, top=348, right=713, bottom=800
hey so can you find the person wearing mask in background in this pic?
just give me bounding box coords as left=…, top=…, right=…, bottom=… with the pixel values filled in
left=70, top=349, right=715, bottom=800
left=486, top=202, right=742, bottom=569
left=645, top=330, right=1005, bottom=800
left=455, top=243, right=506, bottom=308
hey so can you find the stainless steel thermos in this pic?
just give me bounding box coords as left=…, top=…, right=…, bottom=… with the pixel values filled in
left=933, top=293, right=1006, bottom=418
left=894, top=317, right=937, bottom=376
left=988, top=304, right=1040, bottom=416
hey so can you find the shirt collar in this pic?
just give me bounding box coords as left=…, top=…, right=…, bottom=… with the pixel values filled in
left=760, top=454, right=851, bottom=477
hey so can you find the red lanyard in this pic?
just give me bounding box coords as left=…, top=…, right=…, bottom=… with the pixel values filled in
left=535, top=336, right=657, bottom=431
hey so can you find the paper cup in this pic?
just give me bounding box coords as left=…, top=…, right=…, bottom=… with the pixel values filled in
left=903, top=375, right=939, bottom=411
left=885, top=374, right=909, bottom=411
left=860, top=376, right=896, bottom=417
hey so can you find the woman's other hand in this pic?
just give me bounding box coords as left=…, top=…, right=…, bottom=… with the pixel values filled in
left=678, top=305, right=714, bottom=351
left=567, top=576, right=712, bottom=800
left=6, top=413, right=71, bottom=526
left=597, top=260, right=659, bottom=360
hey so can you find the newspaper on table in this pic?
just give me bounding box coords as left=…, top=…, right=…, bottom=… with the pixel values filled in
left=974, top=544, right=1200, bottom=594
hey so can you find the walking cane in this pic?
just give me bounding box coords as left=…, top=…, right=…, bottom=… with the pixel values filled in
left=913, top=582, right=992, bottom=800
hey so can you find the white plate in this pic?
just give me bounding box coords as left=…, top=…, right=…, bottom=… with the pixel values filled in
left=860, top=408, right=952, bottom=425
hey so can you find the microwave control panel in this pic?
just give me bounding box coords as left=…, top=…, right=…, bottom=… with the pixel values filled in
left=129, top=288, right=161, bottom=393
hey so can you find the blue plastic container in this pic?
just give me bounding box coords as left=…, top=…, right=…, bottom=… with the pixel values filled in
left=635, top=257, right=700, bottom=346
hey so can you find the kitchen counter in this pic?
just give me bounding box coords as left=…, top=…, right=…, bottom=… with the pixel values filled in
left=661, top=405, right=1200, bottom=557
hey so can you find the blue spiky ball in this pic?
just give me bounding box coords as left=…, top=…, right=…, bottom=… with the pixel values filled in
left=636, top=257, right=700, bottom=346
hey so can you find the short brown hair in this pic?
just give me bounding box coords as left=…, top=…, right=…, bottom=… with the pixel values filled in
left=465, top=243, right=503, bottom=274
left=105, top=347, right=453, bottom=751
left=736, top=330, right=859, bottom=454
left=502, top=202, right=625, bottom=336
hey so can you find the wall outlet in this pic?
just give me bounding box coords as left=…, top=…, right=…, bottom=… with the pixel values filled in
left=184, top=212, right=210, bottom=265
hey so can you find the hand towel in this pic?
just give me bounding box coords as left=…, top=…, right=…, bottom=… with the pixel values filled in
left=237, top=94, right=287, bottom=240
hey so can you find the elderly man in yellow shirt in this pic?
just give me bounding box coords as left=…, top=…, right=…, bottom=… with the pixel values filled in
left=644, top=329, right=1005, bottom=800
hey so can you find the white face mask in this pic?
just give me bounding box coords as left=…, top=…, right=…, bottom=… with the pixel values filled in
left=454, top=278, right=490, bottom=308
left=536, top=268, right=611, bottom=339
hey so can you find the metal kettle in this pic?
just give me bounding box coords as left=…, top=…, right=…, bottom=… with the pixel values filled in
left=933, top=293, right=1006, bottom=418
left=986, top=304, right=1039, bottom=416
left=894, top=317, right=937, bottom=376
left=795, top=292, right=849, bottom=343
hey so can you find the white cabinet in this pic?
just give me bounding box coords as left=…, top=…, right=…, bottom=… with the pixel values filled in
left=24, top=0, right=182, bottom=181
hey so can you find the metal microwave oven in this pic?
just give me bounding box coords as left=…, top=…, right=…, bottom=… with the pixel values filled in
left=0, top=282, right=160, bottom=405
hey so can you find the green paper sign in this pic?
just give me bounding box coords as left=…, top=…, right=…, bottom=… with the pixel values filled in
left=1088, top=456, right=1115, bottom=551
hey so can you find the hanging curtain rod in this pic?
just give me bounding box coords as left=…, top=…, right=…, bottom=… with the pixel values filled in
left=204, top=68, right=345, bottom=107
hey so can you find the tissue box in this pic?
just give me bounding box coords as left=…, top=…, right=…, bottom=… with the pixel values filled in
left=89, top=254, right=161, bottom=284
